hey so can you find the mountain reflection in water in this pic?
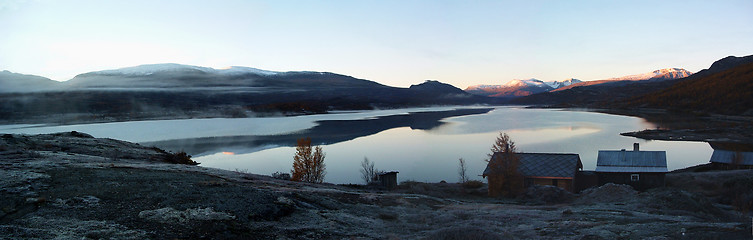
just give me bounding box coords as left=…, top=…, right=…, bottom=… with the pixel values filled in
left=143, top=108, right=494, bottom=157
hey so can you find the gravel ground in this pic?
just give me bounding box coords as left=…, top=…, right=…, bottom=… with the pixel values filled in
left=1, top=132, right=751, bottom=239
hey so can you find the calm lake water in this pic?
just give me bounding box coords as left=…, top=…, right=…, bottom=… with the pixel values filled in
left=0, top=107, right=713, bottom=184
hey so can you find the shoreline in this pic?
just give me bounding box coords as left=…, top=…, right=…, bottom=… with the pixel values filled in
left=550, top=107, right=753, bottom=144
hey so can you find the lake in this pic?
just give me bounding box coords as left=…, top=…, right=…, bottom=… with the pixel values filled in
left=0, top=107, right=713, bottom=184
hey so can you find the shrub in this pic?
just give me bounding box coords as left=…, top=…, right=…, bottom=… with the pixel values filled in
left=290, top=137, right=326, bottom=183
left=462, top=180, right=484, bottom=189
left=164, top=151, right=199, bottom=165
left=272, top=172, right=291, bottom=180
left=360, top=157, right=378, bottom=184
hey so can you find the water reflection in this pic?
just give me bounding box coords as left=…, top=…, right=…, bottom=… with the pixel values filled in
left=195, top=107, right=714, bottom=184
left=143, top=108, right=493, bottom=156
left=0, top=106, right=716, bottom=184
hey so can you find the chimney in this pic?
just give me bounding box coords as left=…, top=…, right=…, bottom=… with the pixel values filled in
left=633, top=143, right=640, bottom=151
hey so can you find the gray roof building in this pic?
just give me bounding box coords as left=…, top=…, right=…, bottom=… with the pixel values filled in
left=595, top=143, right=667, bottom=173
left=483, top=153, right=583, bottom=178
left=708, top=142, right=753, bottom=166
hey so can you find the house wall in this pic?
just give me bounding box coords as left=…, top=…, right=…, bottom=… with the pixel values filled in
left=379, top=173, right=398, bottom=190
left=710, top=162, right=753, bottom=170
left=527, top=177, right=573, bottom=192
left=487, top=175, right=526, bottom=197
left=487, top=176, right=501, bottom=197
left=574, top=171, right=599, bottom=193
left=597, top=172, right=665, bottom=191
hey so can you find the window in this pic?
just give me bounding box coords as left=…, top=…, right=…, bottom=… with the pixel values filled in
left=630, top=174, right=640, bottom=182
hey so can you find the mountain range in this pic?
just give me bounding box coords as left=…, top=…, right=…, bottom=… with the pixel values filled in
left=607, top=68, right=693, bottom=81
left=514, top=55, right=753, bottom=116
left=0, top=64, right=492, bottom=123
left=465, top=78, right=582, bottom=98
left=467, top=68, right=691, bottom=98
left=1, top=55, right=751, bottom=123
left=622, top=58, right=753, bottom=115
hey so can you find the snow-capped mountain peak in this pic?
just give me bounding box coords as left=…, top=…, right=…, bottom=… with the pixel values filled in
left=545, top=78, right=582, bottom=89
left=91, top=63, right=214, bottom=76
left=465, top=84, right=502, bottom=90
left=506, top=78, right=546, bottom=87
left=465, top=77, right=583, bottom=98
left=608, top=68, right=692, bottom=81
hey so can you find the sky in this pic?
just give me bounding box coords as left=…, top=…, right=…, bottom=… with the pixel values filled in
left=1, top=0, right=752, bottom=88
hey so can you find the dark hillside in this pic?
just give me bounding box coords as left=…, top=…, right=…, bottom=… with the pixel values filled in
left=624, top=62, right=753, bottom=115
left=511, top=78, right=682, bottom=107
left=513, top=54, right=753, bottom=112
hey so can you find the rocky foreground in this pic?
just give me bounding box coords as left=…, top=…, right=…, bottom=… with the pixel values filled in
left=1, top=132, right=751, bottom=239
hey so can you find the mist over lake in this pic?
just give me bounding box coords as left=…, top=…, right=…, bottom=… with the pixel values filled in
left=0, top=107, right=712, bottom=184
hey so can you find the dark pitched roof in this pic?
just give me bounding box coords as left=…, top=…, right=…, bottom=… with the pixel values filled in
left=595, top=150, right=667, bottom=172
left=483, top=153, right=582, bottom=178
left=708, top=142, right=753, bottom=165
left=709, top=150, right=753, bottom=165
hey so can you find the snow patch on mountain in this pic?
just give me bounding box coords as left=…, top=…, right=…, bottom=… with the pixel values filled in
left=506, top=79, right=547, bottom=87
left=468, top=78, right=581, bottom=91
left=545, top=78, right=582, bottom=89
left=608, top=68, right=692, bottom=81
left=218, top=66, right=280, bottom=76
left=90, top=63, right=280, bottom=76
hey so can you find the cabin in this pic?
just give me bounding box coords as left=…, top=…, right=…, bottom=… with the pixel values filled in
left=595, top=143, right=667, bottom=191
left=378, top=171, right=399, bottom=190
left=708, top=142, right=753, bottom=169
left=483, top=152, right=583, bottom=195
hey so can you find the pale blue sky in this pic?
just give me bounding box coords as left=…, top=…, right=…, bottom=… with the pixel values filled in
left=1, top=0, right=752, bottom=88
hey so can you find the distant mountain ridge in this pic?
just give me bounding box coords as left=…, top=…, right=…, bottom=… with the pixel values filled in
left=554, top=68, right=692, bottom=92
left=0, top=70, right=60, bottom=93
left=513, top=54, right=753, bottom=115
left=66, top=63, right=340, bottom=89
left=0, top=63, right=492, bottom=123
left=83, top=63, right=281, bottom=77
left=467, top=68, right=692, bottom=98
left=608, top=68, right=692, bottom=81
left=622, top=59, right=753, bottom=115
left=465, top=78, right=582, bottom=97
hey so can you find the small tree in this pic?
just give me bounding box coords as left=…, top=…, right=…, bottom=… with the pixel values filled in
left=458, top=158, right=468, bottom=183
left=487, top=132, right=517, bottom=159
left=486, top=132, right=523, bottom=197
left=291, top=137, right=326, bottom=183
left=360, top=157, right=378, bottom=184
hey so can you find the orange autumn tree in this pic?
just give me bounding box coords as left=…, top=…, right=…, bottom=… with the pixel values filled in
left=485, top=132, right=524, bottom=197
left=291, top=137, right=326, bottom=183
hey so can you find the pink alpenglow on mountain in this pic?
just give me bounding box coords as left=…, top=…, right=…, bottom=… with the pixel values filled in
left=465, top=78, right=582, bottom=97
left=608, top=68, right=693, bottom=81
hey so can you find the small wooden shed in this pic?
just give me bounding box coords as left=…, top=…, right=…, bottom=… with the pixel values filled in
left=378, top=171, right=399, bottom=190
left=595, top=143, right=667, bottom=191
